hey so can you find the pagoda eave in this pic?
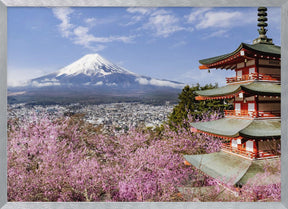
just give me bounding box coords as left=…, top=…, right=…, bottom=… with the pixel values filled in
left=199, top=42, right=281, bottom=70
left=202, top=54, right=249, bottom=70
left=195, top=82, right=281, bottom=100
left=191, top=127, right=243, bottom=140
left=195, top=91, right=244, bottom=101
left=190, top=118, right=281, bottom=139
left=184, top=152, right=280, bottom=185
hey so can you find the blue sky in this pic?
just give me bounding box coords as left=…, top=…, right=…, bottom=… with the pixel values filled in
left=7, top=7, right=281, bottom=87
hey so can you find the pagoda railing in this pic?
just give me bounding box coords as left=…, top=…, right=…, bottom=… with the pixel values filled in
left=221, top=143, right=257, bottom=159
left=221, top=143, right=278, bottom=159
left=224, top=110, right=280, bottom=118
left=226, top=73, right=280, bottom=83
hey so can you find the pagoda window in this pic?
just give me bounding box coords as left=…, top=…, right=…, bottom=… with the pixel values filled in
left=248, top=103, right=255, bottom=117
left=237, top=62, right=245, bottom=68
left=237, top=138, right=242, bottom=145
left=248, top=67, right=256, bottom=79
left=249, top=67, right=255, bottom=74
left=246, top=60, right=255, bottom=67
left=236, top=70, right=242, bottom=80
left=231, top=139, right=238, bottom=148
left=246, top=140, right=254, bottom=152
left=235, top=103, right=241, bottom=115
left=248, top=103, right=255, bottom=112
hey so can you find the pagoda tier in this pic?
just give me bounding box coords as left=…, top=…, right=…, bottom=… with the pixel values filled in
left=190, top=118, right=280, bottom=139
left=195, top=81, right=281, bottom=119
left=184, top=151, right=280, bottom=186
left=199, top=42, right=281, bottom=87
left=195, top=81, right=280, bottom=99
left=199, top=42, right=280, bottom=71
left=190, top=118, right=281, bottom=160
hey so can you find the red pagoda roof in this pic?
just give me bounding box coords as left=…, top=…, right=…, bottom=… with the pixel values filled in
left=199, top=42, right=280, bottom=70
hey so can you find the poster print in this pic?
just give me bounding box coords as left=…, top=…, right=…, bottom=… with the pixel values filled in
left=7, top=6, right=281, bottom=202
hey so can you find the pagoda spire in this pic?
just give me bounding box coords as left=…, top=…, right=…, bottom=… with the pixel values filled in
left=253, top=7, right=273, bottom=44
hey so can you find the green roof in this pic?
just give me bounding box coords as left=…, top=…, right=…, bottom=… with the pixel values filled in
left=190, top=118, right=281, bottom=138
left=240, top=119, right=281, bottom=138
left=184, top=151, right=280, bottom=186
left=199, top=42, right=281, bottom=65
left=237, top=158, right=280, bottom=186
left=195, top=84, right=241, bottom=97
left=191, top=118, right=252, bottom=138
left=196, top=82, right=281, bottom=97
left=184, top=151, right=252, bottom=185
left=241, top=82, right=281, bottom=96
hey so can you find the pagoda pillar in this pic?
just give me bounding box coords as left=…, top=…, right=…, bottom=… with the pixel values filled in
left=255, top=58, right=259, bottom=79
left=255, top=95, right=259, bottom=118
left=255, top=140, right=260, bottom=159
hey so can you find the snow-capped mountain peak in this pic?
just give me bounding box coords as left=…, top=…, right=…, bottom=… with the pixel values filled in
left=56, top=54, right=136, bottom=77
left=17, top=53, right=184, bottom=90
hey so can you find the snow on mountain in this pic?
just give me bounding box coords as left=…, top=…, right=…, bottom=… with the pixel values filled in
left=17, top=54, right=184, bottom=89
left=56, top=54, right=137, bottom=77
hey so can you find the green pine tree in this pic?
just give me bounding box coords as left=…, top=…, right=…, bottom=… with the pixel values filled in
left=168, top=83, right=231, bottom=128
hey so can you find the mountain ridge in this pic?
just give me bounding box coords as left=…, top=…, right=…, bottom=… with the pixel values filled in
left=19, top=53, right=185, bottom=89
left=8, top=54, right=184, bottom=105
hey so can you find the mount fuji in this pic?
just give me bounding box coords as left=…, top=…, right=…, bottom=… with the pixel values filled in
left=8, top=54, right=185, bottom=105
left=28, top=54, right=184, bottom=89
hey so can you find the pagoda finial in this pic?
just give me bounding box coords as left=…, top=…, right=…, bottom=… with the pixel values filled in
left=253, top=7, right=273, bottom=44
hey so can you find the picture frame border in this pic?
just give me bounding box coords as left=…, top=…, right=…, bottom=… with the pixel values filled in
left=1, top=0, right=287, bottom=208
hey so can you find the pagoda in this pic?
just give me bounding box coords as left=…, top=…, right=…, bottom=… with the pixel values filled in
left=184, top=7, right=281, bottom=186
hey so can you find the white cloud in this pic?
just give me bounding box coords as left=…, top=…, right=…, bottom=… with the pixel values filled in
left=196, top=11, right=243, bottom=29
left=186, top=8, right=212, bottom=23
left=94, top=81, right=103, bottom=86
left=106, top=82, right=117, bottom=86
left=144, top=11, right=184, bottom=37
left=184, top=8, right=256, bottom=40
left=135, top=77, right=184, bottom=89
left=84, top=17, right=97, bottom=26
left=72, top=26, right=134, bottom=51
left=8, top=67, right=49, bottom=87
left=52, top=8, right=75, bottom=38
left=187, top=8, right=255, bottom=30
left=126, top=8, right=153, bottom=15
left=126, top=8, right=185, bottom=38
left=84, top=17, right=117, bottom=27
left=149, top=78, right=185, bottom=88
left=42, top=78, right=59, bottom=82
left=202, top=29, right=229, bottom=39
left=125, top=8, right=155, bottom=26
left=31, top=81, right=61, bottom=87
left=52, top=7, right=134, bottom=51
left=136, top=77, right=149, bottom=85
left=8, top=80, right=30, bottom=87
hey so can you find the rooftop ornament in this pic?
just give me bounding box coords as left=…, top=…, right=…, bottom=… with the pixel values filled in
left=253, top=7, right=273, bottom=45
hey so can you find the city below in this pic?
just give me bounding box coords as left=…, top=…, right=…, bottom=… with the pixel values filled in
left=8, top=102, right=174, bottom=133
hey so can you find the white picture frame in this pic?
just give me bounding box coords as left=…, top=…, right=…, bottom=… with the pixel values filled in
left=1, top=0, right=287, bottom=209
